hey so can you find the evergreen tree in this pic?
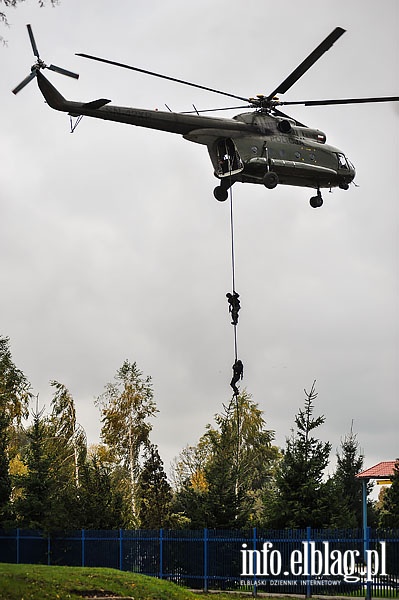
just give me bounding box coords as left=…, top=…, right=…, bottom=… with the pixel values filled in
left=266, top=382, right=332, bottom=528
left=14, top=399, right=85, bottom=532
left=97, top=360, right=158, bottom=526
left=136, top=444, right=173, bottom=528
left=77, top=452, right=125, bottom=529
left=330, top=424, right=366, bottom=527
left=14, top=406, right=54, bottom=531
left=379, top=460, right=399, bottom=527
left=203, top=419, right=242, bottom=528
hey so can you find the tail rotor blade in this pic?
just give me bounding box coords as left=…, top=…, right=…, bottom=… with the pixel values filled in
left=27, top=24, right=40, bottom=58
left=12, top=25, right=79, bottom=95
left=12, top=71, right=36, bottom=95
left=49, top=64, right=79, bottom=79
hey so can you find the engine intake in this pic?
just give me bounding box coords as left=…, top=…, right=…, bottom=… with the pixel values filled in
left=277, top=119, right=293, bottom=133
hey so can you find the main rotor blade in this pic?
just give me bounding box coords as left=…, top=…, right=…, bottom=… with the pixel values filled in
left=12, top=71, right=36, bottom=95
left=27, top=24, right=40, bottom=59
left=181, top=104, right=251, bottom=114
left=76, top=52, right=249, bottom=103
left=280, top=96, right=399, bottom=106
left=267, top=27, right=346, bottom=100
left=48, top=64, right=79, bottom=79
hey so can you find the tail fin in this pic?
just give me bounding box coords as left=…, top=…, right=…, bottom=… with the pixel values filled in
left=36, top=71, right=68, bottom=110
left=82, top=98, right=111, bottom=110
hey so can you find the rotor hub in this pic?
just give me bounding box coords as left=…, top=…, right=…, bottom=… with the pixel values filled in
left=31, top=59, right=47, bottom=72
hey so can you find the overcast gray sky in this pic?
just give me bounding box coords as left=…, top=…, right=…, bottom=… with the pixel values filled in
left=1, top=0, right=398, bottom=485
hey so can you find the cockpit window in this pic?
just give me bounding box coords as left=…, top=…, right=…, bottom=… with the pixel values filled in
left=337, top=153, right=349, bottom=169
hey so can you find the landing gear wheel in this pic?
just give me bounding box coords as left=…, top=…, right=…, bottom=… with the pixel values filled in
left=214, top=185, right=229, bottom=202
left=339, top=182, right=349, bottom=190
left=263, top=171, right=279, bottom=189
left=310, top=193, right=323, bottom=208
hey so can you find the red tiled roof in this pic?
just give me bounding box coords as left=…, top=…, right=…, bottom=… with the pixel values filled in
left=357, top=460, right=398, bottom=479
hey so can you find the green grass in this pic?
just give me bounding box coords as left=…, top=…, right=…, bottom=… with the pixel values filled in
left=5, top=563, right=358, bottom=600
left=0, top=563, right=199, bottom=600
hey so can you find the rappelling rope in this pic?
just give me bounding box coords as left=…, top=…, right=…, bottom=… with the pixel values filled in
left=228, top=175, right=242, bottom=499
left=228, top=175, right=238, bottom=364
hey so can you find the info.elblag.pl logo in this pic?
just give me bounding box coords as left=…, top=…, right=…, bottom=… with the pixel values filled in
left=240, top=541, right=387, bottom=583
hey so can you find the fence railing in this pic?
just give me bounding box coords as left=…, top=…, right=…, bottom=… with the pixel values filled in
left=0, top=527, right=398, bottom=597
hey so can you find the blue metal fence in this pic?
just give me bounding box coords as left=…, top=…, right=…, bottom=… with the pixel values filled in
left=0, top=527, right=398, bottom=597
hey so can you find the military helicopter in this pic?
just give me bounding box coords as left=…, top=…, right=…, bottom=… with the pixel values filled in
left=13, top=25, right=399, bottom=207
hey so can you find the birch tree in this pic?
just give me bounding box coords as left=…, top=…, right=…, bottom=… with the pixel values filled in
left=0, top=335, right=31, bottom=423
left=50, top=380, right=86, bottom=488
left=172, top=391, right=279, bottom=528
left=97, top=360, right=158, bottom=525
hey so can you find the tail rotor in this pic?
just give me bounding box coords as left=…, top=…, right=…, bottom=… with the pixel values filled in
left=12, top=24, right=79, bottom=95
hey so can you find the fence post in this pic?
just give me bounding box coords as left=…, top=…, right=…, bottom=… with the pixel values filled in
left=203, top=528, right=208, bottom=592
left=47, top=534, right=51, bottom=566
left=252, top=527, right=257, bottom=598
left=119, top=529, right=123, bottom=571
left=306, top=527, right=311, bottom=599
left=81, top=529, right=85, bottom=567
left=16, top=528, right=20, bottom=564
left=159, top=529, right=163, bottom=580
left=365, top=527, right=371, bottom=600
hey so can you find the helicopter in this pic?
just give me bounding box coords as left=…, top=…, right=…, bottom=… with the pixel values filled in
left=13, top=25, right=399, bottom=208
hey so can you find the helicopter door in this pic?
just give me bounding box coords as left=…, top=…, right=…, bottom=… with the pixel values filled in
left=216, top=138, right=244, bottom=177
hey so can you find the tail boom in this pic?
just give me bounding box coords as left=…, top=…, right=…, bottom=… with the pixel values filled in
left=35, top=71, right=252, bottom=137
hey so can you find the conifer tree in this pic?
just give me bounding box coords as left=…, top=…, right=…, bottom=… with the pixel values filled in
left=330, top=424, right=366, bottom=527
left=77, top=452, right=125, bottom=529
left=15, top=406, right=53, bottom=531
left=266, top=381, right=332, bottom=528
left=136, top=443, right=173, bottom=528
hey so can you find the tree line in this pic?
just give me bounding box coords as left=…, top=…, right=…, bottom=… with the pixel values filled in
left=0, top=334, right=398, bottom=532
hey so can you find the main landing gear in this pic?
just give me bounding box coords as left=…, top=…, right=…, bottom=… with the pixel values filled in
left=309, top=190, right=323, bottom=208
left=214, top=179, right=232, bottom=202
left=214, top=169, right=280, bottom=201
left=263, top=171, right=279, bottom=189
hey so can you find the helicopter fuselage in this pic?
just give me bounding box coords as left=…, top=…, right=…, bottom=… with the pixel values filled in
left=187, top=111, right=355, bottom=192
left=36, top=71, right=355, bottom=199
left=15, top=25, right=399, bottom=206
